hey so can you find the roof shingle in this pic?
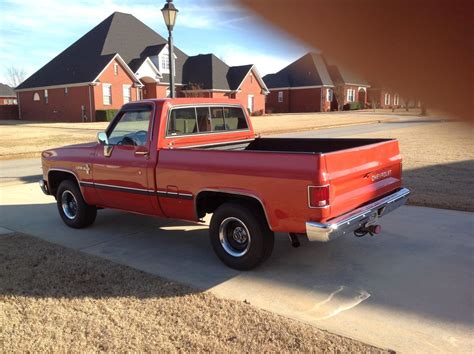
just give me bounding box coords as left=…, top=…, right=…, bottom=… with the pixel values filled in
left=263, top=52, right=334, bottom=89
left=0, top=83, right=16, bottom=97
left=16, top=12, right=264, bottom=93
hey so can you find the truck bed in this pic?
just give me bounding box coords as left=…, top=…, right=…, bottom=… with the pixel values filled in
left=157, top=137, right=402, bottom=232
left=196, top=137, right=392, bottom=154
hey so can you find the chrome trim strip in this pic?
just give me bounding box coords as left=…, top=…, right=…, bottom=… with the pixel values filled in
left=156, top=190, right=193, bottom=200
left=194, top=188, right=272, bottom=231
left=47, top=168, right=85, bottom=198
left=306, top=188, right=410, bottom=242
left=92, top=182, right=152, bottom=193
left=175, top=138, right=255, bottom=150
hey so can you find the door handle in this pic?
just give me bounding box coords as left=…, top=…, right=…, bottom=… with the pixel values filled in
left=135, top=150, right=149, bottom=156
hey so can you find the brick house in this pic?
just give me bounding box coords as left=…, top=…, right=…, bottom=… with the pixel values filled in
left=0, top=83, right=17, bottom=105
left=327, top=65, right=371, bottom=109
left=263, top=52, right=334, bottom=113
left=0, top=83, right=19, bottom=120
left=367, top=86, right=401, bottom=109
left=15, top=12, right=268, bottom=122
left=264, top=52, right=372, bottom=113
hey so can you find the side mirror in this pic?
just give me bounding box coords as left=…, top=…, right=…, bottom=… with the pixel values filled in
left=97, top=132, right=109, bottom=145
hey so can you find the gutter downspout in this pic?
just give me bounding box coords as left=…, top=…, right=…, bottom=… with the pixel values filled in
left=17, top=92, right=21, bottom=120
left=88, top=84, right=93, bottom=122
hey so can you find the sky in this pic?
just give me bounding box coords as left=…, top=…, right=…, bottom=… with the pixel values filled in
left=0, top=0, right=312, bottom=85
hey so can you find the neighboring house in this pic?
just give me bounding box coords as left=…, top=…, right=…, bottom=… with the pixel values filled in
left=263, top=52, right=334, bottom=113
left=180, top=55, right=268, bottom=114
left=0, top=83, right=17, bottom=105
left=327, top=65, right=370, bottom=109
left=16, top=12, right=268, bottom=122
left=367, top=86, right=401, bottom=109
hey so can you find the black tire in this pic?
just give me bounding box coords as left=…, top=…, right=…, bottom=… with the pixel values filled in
left=56, top=180, right=97, bottom=228
left=209, top=202, right=274, bottom=270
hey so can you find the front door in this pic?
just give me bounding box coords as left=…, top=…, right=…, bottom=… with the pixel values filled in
left=247, top=95, right=254, bottom=114
left=92, top=106, right=156, bottom=215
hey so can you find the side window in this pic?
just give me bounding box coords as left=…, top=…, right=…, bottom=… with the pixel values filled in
left=210, top=107, right=225, bottom=131
left=224, top=107, right=248, bottom=130
left=108, top=110, right=151, bottom=146
left=196, top=107, right=211, bottom=133
left=168, top=108, right=197, bottom=135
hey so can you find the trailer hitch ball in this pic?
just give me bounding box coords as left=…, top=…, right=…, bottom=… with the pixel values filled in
left=369, top=224, right=382, bottom=235
left=354, top=224, right=382, bottom=237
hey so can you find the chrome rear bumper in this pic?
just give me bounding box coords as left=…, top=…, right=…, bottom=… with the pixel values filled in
left=306, top=187, right=410, bottom=242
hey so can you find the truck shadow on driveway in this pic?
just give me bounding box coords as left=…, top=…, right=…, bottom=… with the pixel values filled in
left=0, top=198, right=472, bottom=329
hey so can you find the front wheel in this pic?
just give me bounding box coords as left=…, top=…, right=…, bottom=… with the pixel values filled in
left=209, top=202, right=274, bottom=270
left=56, top=180, right=97, bottom=228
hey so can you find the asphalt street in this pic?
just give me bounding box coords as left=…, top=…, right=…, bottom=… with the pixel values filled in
left=1, top=119, right=472, bottom=353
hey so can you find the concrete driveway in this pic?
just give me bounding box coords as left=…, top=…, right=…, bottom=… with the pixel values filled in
left=1, top=179, right=473, bottom=353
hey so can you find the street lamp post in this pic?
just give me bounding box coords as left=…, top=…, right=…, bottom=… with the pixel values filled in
left=161, top=0, right=178, bottom=98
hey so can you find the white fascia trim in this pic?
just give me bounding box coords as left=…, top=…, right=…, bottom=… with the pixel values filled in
left=92, top=53, right=143, bottom=87
left=158, top=82, right=184, bottom=86
left=157, top=44, right=178, bottom=59
left=268, top=85, right=334, bottom=91
left=180, top=89, right=233, bottom=93
left=15, top=82, right=92, bottom=92
left=234, top=65, right=270, bottom=94
left=345, top=83, right=371, bottom=88
left=135, top=57, right=162, bottom=79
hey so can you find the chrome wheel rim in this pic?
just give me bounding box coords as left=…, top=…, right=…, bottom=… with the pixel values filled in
left=219, top=217, right=251, bottom=257
left=61, top=190, right=78, bottom=220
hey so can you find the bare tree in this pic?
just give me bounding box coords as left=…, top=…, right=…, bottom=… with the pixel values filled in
left=4, top=66, right=27, bottom=88
left=331, top=85, right=345, bottom=111
left=184, top=83, right=204, bottom=98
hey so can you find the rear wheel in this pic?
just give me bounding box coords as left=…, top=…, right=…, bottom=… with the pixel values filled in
left=56, top=180, right=97, bottom=228
left=209, top=202, right=274, bottom=270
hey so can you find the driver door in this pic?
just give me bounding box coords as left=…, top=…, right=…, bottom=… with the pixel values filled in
left=92, top=106, right=156, bottom=215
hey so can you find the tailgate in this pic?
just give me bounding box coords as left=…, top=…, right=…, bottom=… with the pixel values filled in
left=322, top=139, right=402, bottom=221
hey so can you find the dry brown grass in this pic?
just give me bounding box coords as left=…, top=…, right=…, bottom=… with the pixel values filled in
left=0, top=233, right=386, bottom=352
left=251, top=111, right=396, bottom=135
left=0, top=111, right=396, bottom=159
left=342, top=121, right=474, bottom=212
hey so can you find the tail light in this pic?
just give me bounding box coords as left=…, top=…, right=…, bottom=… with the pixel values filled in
left=308, top=185, right=330, bottom=208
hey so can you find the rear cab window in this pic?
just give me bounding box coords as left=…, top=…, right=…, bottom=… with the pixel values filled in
left=167, top=105, right=249, bottom=136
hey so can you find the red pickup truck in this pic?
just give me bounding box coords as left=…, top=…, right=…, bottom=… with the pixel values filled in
left=40, top=98, right=409, bottom=270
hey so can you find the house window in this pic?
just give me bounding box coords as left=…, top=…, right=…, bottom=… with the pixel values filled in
left=327, top=88, right=333, bottom=102
left=384, top=93, right=391, bottom=106
left=123, top=85, right=131, bottom=103
left=103, top=84, right=112, bottom=105
left=278, top=91, right=284, bottom=103
left=64, top=87, right=68, bottom=95
left=250, top=73, right=253, bottom=84
left=33, top=92, right=40, bottom=101
left=166, top=87, right=170, bottom=98
left=347, top=88, right=355, bottom=102
left=13, top=99, right=17, bottom=104
left=3, top=99, right=6, bottom=104
left=114, top=63, right=119, bottom=76
left=393, top=94, right=399, bottom=106
left=161, top=52, right=170, bottom=72
left=44, top=89, right=48, bottom=104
